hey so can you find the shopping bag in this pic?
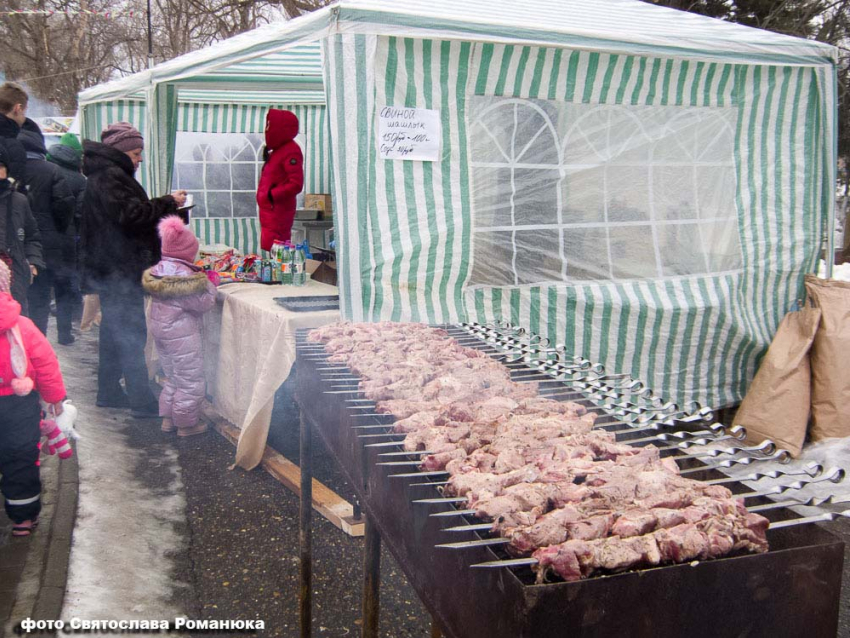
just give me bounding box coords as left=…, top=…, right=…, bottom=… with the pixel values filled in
left=736, top=305, right=821, bottom=457
left=805, top=274, right=850, bottom=441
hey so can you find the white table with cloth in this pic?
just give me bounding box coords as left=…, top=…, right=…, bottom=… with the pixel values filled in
left=202, top=279, right=340, bottom=469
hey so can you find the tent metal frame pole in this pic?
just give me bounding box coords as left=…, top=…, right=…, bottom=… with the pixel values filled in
left=299, top=412, right=313, bottom=638
left=362, top=517, right=381, bottom=637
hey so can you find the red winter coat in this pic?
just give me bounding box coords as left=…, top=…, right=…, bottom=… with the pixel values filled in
left=0, top=292, right=66, bottom=403
left=256, top=109, right=304, bottom=251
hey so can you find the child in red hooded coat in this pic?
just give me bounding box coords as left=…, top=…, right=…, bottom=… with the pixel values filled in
left=256, top=109, right=304, bottom=252
left=0, top=260, right=66, bottom=536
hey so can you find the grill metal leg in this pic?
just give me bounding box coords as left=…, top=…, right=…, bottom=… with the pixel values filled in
left=362, top=516, right=381, bottom=638
left=299, top=412, right=313, bottom=638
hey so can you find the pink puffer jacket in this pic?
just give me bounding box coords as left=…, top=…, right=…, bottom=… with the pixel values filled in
left=142, top=258, right=216, bottom=428
left=144, top=257, right=216, bottom=342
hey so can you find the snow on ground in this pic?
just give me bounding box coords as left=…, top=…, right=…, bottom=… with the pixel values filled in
left=62, top=398, right=189, bottom=633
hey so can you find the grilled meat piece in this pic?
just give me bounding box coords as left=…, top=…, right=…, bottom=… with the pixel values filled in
left=533, top=510, right=769, bottom=582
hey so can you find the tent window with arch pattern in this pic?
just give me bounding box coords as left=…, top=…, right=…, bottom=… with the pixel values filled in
left=468, top=96, right=741, bottom=287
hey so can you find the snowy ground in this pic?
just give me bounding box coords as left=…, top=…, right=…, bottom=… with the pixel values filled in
left=59, top=336, right=191, bottom=636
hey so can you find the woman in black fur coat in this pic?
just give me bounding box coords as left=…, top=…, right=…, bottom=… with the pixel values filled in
left=80, top=122, right=187, bottom=417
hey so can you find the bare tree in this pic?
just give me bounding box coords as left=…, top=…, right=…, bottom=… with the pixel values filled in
left=0, top=0, right=142, bottom=112
left=0, top=0, right=330, bottom=113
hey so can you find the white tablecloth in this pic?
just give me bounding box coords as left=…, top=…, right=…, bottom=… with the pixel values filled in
left=203, top=279, right=340, bottom=469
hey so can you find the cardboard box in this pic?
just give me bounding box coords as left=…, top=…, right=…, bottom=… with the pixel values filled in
left=295, top=208, right=321, bottom=220
left=306, top=258, right=338, bottom=286
left=304, top=194, right=332, bottom=217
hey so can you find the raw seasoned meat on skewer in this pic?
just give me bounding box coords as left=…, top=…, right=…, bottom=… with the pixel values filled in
left=391, top=397, right=589, bottom=431
left=532, top=510, right=769, bottom=583
left=307, top=322, right=771, bottom=578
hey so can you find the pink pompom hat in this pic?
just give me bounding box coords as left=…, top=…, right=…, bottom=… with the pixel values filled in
left=158, top=215, right=199, bottom=263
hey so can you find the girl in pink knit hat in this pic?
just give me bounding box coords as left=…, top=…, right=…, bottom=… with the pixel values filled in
left=142, top=217, right=216, bottom=436
left=0, top=260, right=67, bottom=536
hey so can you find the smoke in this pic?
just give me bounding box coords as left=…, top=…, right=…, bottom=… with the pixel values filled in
left=19, top=81, right=63, bottom=117
left=0, top=73, right=64, bottom=117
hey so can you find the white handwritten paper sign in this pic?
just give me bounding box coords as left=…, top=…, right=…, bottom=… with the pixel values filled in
left=377, top=106, right=441, bottom=161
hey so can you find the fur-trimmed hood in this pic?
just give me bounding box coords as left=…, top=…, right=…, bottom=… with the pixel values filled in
left=142, top=270, right=210, bottom=299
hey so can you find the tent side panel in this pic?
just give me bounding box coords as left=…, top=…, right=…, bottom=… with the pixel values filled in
left=325, top=33, right=828, bottom=406
left=461, top=43, right=827, bottom=407
left=80, top=99, right=149, bottom=191
left=190, top=217, right=260, bottom=256
left=323, top=33, right=381, bottom=320
left=326, top=33, right=475, bottom=323
left=175, top=102, right=331, bottom=195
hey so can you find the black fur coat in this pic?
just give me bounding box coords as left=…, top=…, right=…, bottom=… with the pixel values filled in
left=79, top=141, right=180, bottom=293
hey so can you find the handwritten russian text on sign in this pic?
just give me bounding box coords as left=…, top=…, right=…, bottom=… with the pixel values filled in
left=377, top=107, right=441, bottom=161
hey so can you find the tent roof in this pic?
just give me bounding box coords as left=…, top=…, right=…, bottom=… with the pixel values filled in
left=338, top=0, right=836, bottom=63
left=79, top=0, right=836, bottom=104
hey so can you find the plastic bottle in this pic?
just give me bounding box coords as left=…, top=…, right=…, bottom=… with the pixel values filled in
left=271, top=239, right=285, bottom=263
left=293, top=243, right=306, bottom=286
left=281, top=243, right=293, bottom=285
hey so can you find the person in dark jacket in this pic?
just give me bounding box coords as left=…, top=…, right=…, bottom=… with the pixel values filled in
left=47, top=134, right=85, bottom=322
left=0, top=145, right=44, bottom=313
left=19, top=120, right=75, bottom=344
left=80, top=122, right=187, bottom=417
left=0, top=82, right=29, bottom=192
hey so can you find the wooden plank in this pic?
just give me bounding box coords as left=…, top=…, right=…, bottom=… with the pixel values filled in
left=200, top=403, right=365, bottom=537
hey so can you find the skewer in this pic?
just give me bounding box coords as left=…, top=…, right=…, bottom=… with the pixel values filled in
left=704, top=463, right=823, bottom=484
left=748, top=494, right=850, bottom=513
left=652, top=435, right=742, bottom=452
left=737, top=469, right=844, bottom=498
left=359, top=432, right=405, bottom=439
left=621, top=425, right=741, bottom=444
left=668, top=440, right=782, bottom=461
left=388, top=470, right=449, bottom=478
left=436, top=538, right=511, bottom=550
left=507, top=374, right=564, bottom=382
left=377, top=449, right=433, bottom=457
left=430, top=509, right=476, bottom=518
left=435, top=478, right=846, bottom=531
left=442, top=523, right=494, bottom=533
left=367, top=440, right=417, bottom=448
left=770, top=509, right=850, bottom=529
left=461, top=509, right=850, bottom=564
left=351, top=424, right=397, bottom=430
left=376, top=460, right=426, bottom=467
left=673, top=450, right=793, bottom=474
left=414, top=496, right=467, bottom=504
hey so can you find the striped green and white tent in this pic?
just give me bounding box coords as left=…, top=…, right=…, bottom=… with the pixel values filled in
left=78, top=39, right=331, bottom=253
left=78, top=0, right=838, bottom=408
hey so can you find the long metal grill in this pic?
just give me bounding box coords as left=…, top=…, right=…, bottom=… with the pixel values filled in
left=295, top=321, right=846, bottom=638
